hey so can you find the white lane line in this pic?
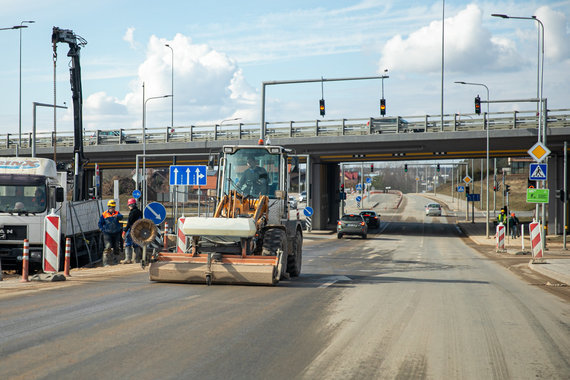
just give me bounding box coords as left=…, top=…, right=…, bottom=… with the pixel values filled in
left=318, top=280, right=338, bottom=288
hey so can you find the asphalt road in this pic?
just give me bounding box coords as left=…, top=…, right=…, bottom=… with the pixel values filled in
left=1, top=193, right=569, bottom=379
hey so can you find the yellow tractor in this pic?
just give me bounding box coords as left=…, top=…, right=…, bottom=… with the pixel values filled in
left=148, top=144, right=303, bottom=285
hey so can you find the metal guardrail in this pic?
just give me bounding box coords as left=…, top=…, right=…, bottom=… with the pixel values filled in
left=3, top=108, right=569, bottom=150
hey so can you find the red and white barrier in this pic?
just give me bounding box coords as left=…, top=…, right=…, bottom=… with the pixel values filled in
left=177, top=217, right=187, bottom=253
left=43, top=213, right=61, bottom=272
left=64, top=238, right=71, bottom=277
left=530, top=221, right=543, bottom=259
left=21, top=239, right=29, bottom=282
left=496, top=223, right=505, bottom=251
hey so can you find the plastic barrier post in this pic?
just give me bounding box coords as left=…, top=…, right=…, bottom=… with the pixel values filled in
left=21, top=239, right=29, bottom=282
left=177, top=217, right=186, bottom=253
left=64, top=238, right=71, bottom=277
left=496, top=223, right=505, bottom=252
left=521, top=224, right=525, bottom=251
left=43, top=213, right=61, bottom=273
left=164, top=221, right=169, bottom=251
left=530, top=221, right=543, bottom=260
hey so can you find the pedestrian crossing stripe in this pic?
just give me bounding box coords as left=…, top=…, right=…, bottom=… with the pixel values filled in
left=529, top=163, right=547, bottom=181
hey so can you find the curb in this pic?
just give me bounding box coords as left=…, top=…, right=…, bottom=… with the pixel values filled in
left=528, top=260, right=570, bottom=285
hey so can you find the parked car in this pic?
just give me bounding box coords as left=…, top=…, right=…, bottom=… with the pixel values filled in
left=359, top=210, right=380, bottom=228
left=288, top=196, right=297, bottom=209
left=425, top=203, right=442, bottom=216
left=298, top=191, right=307, bottom=203
left=87, top=130, right=137, bottom=145
left=337, top=214, right=367, bottom=239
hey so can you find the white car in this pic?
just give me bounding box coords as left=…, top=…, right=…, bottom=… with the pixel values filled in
left=425, top=203, right=442, bottom=216
left=298, top=191, right=307, bottom=203
left=288, top=196, right=298, bottom=209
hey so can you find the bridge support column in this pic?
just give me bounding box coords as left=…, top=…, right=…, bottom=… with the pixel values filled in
left=309, top=157, right=341, bottom=231
left=548, top=153, right=568, bottom=235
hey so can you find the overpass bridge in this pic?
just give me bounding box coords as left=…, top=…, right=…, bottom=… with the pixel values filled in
left=2, top=107, right=569, bottom=230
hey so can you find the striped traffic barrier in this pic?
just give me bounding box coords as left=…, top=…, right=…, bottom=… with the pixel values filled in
left=64, top=238, right=71, bottom=277
left=496, top=223, right=505, bottom=252
left=43, top=213, right=61, bottom=273
left=21, top=239, right=29, bottom=283
left=177, top=217, right=187, bottom=253
left=306, top=216, right=312, bottom=232
left=164, top=221, right=169, bottom=251
left=530, top=221, right=543, bottom=259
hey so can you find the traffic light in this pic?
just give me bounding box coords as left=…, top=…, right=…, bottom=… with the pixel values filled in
left=436, top=164, right=440, bottom=172
left=340, top=184, right=344, bottom=192
left=504, top=184, right=510, bottom=194
left=475, top=95, right=481, bottom=115
left=466, top=186, right=470, bottom=194
left=87, top=187, right=96, bottom=199
left=493, top=185, right=497, bottom=192
left=370, top=164, right=374, bottom=172
left=404, top=164, right=408, bottom=172
left=319, top=99, right=325, bottom=117
left=556, top=189, right=565, bottom=201
left=527, top=178, right=535, bottom=189
left=380, top=98, right=386, bottom=116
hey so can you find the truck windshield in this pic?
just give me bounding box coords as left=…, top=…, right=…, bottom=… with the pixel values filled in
left=0, top=183, right=47, bottom=213
left=224, top=148, right=280, bottom=198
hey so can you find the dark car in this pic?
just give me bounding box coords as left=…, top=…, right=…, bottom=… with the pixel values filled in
left=359, top=210, right=380, bottom=229
left=337, top=214, right=367, bottom=239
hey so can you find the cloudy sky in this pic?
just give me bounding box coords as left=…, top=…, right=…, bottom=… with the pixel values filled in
left=0, top=0, right=568, bottom=136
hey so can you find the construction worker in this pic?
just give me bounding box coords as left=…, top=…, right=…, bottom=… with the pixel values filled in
left=121, top=198, right=142, bottom=264
left=497, top=208, right=507, bottom=225
left=238, top=156, right=269, bottom=196
left=509, top=212, right=520, bottom=238
left=98, top=200, right=123, bottom=266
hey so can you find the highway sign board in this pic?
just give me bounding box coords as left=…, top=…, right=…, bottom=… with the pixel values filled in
left=466, top=194, right=480, bottom=202
left=463, top=176, right=472, bottom=184
left=303, top=206, right=314, bottom=217
left=132, top=189, right=141, bottom=199
left=529, top=163, right=547, bottom=181
left=355, top=183, right=362, bottom=191
left=144, top=202, right=167, bottom=225
left=526, top=188, right=549, bottom=203
left=169, top=165, right=207, bottom=186
left=528, top=142, right=551, bottom=162
left=356, top=196, right=362, bottom=202
left=457, top=186, right=465, bottom=193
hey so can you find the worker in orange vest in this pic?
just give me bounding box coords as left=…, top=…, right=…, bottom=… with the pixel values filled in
left=98, top=200, right=123, bottom=266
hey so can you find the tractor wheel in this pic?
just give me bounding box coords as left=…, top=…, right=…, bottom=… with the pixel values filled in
left=262, top=228, right=287, bottom=279
left=287, top=229, right=302, bottom=277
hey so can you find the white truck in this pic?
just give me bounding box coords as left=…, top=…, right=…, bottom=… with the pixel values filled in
left=0, top=157, right=104, bottom=272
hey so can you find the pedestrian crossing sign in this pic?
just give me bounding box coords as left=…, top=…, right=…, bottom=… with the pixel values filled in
left=529, top=163, right=547, bottom=181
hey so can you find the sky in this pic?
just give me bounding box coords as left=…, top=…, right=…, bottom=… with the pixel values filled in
left=0, top=0, right=569, bottom=137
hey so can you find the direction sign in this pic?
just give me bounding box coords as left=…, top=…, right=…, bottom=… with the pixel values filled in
left=355, top=195, right=362, bottom=202
left=132, top=189, right=141, bottom=199
left=457, top=185, right=465, bottom=193
left=303, top=206, right=314, bottom=217
left=144, top=202, right=167, bottom=225
left=467, top=194, right=480, bottom=202
left=366, top=177, right=372, bottom=184
left=528, top=141, right=551, bottom=162
left=526, top=188, right=549, bottom=203
left=463, top=176, right=472, bottom=184
left=169, top=165, right=207, bottom=186
left=529, top=163, right=547, bottom=181
left=355, top=183, right=362, bottom=191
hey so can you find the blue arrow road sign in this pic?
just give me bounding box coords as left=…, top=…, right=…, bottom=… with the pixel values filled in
left=366, top=177, right=372, bottom=184
left=303, top=206, right=314, bottom=217
left=529, top=163, right=547, bottom=181
left=132, top=189, right=141, bottom=199
left=169, top=165, right=207, bottom=186
left=356, top=195, right=362, bottom=202
left=144, top=202, right=167, bottom=225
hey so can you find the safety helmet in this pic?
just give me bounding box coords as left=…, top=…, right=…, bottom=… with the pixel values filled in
left=107, top=200, right=116, bottom=207
left=511, top=212, right=515, bottom=216
left=127, top=198, right=136, bottom=206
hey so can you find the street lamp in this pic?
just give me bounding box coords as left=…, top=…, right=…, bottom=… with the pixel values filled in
left=165, top=44, right=174, bottom=129
left=19, top=20, right=34, bottom=154
left=220, top=117, right=241, bottom=125
left=455, top=81, right=490, bottom=238
left=0, top=25, right=27, bottom=31
left=142, top=93, right=172, bottom=207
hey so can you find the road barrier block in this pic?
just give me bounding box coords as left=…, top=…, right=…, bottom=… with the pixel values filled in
left=530, top=221, right=543, bottom=259
left=177, top=217, right=187, bottom=253
left=43, top=213, right=61, bottom=273
left=496, top=223, right=505, bottom=252
left=21, top=239, right=29, bottom=282
left=64, top=238, right=71, bottom=277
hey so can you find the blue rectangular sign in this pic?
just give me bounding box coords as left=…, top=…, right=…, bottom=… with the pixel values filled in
left=169, top=165, right=207, bottom=186
left=529, top=163, right=547, bottom=181
left=457, top=186, right=465, bottom=193
left=466, top=194, right=480, bottom=202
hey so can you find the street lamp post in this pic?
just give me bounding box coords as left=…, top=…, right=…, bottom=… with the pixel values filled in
left=19, top=21, right=34, bottom=154
left=165, top=44, right=174, bottom=129
left=0, top=25, right=27, bottom=31
left=142, top=93, right=172, bottom=207
left=455, top=81, right=490, bottom=238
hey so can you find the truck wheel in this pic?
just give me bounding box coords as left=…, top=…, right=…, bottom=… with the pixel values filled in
left=337, top=233, right=343, bottom=239
left=287, top=230, right=302, bottom=277
left=262, top=228, right=287, bottom=280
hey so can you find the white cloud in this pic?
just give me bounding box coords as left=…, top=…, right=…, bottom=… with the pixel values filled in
left=378, top=4, right=520, bottom=73
left=123, top=27, right=138, bottom=50
left=536, top=5, right=570, bottom=61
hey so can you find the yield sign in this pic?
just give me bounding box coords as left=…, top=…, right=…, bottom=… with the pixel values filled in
left=463, top=175, right=472, bottom=184
left=529, top=163, right=547, bottom=181
left=528, top=141, right=551, bottom=162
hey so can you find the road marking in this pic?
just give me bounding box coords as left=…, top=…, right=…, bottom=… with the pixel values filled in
left=318, top=275, right=351, bottom=288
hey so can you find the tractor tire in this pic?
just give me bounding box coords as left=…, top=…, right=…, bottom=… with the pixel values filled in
left=287, top=229, right=302, bottom=277
left=262, top=228, right=287, bottom=280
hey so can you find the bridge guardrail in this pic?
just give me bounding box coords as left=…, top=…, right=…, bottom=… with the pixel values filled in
left=3, top=108, right=569, bottom=151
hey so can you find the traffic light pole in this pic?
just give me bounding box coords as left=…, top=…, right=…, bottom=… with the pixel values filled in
left=260, top=75, right=389, bottom=141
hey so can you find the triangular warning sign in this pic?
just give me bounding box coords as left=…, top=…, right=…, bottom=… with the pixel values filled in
left=531, top=165, right=546, bottom=179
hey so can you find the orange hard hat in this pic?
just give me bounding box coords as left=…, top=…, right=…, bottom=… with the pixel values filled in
left=511, top=212, right=515, bottom=216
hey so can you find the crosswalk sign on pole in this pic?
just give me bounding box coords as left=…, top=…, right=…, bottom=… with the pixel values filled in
left=529, top=163, right=547, bottom=181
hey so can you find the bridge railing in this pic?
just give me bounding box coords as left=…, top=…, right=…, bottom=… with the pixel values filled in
left=2, top=108, right=568, bottom=151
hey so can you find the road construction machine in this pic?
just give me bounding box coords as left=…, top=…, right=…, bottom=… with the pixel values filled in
left=148, top=144, right=303, bottom=285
